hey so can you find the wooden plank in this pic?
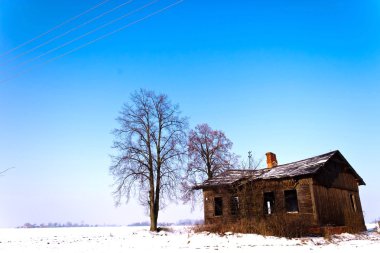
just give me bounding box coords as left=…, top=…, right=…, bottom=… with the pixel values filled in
left=309, top=182, right=319, bottom=225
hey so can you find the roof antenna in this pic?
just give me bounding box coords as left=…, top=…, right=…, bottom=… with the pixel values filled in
left=248, top=151, right=253, bottom=169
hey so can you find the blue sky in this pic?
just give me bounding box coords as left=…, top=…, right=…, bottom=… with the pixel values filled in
left=0, top=0, right=380, bottom=227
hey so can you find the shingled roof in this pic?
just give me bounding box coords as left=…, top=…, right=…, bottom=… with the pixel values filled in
left=193, top=169, right=264, bottom=189
left=194, top=150, right=365, bottom=189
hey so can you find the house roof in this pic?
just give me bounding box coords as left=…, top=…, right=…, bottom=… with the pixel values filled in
left=194, top=150, right=365, bottom=189
left=193, top=169, right=265, bottom=189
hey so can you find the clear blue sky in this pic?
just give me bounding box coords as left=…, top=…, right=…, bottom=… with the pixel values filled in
left=0, top=0, right=379, bottom=227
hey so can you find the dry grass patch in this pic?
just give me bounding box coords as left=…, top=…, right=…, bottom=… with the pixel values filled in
left=193, top=215, right=309, bottom=238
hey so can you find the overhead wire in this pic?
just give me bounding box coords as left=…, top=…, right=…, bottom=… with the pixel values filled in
left=4, top=0, right=160, bottom=72
left=0, top=0, right=184, bottom=84
left=0, top=0, right=134, bottom=67
left=48, top=0, right=183, bottom=62
left=0, top=0, right=113, bottom=59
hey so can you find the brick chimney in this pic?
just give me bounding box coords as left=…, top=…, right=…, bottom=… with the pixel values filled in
left=266, top=152, right=278, bottom=169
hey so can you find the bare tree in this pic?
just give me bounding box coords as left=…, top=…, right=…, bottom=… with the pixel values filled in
left=182, top=124, right=238, bottom=204
left=110, top=89, right=188, bottom=231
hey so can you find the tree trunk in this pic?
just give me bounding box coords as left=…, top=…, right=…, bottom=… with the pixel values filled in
left=207, top=161, right=212, bottom=180
left=149, top=165, right=156, bottom=231
left=149, top=194, right=159, bottom=231
left=149, top=169, right=160, bottom=231
left=151, top=166, right=161, bottom=232
left=150, top=206, right=158, bottom=231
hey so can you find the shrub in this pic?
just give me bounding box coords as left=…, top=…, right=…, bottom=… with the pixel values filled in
left=193, top=215, right=309, bottom=238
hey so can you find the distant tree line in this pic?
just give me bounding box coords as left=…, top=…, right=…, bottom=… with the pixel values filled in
left=20, top=219, right=204, bottom=228
left=128, top=219, right=203, bottom=227
left=19, top=222, right=118, bottom=228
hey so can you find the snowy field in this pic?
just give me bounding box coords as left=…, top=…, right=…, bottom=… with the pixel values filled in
left=0, top=225, right=379, bottom=253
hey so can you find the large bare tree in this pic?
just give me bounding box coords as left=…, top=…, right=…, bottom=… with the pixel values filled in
left=182, top=124, right=238, bottom=204
left=110, top=89, right=188, bottom=231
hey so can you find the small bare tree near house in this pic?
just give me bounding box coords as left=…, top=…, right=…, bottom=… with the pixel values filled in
left=110, top=89, right=188, bottom=231
left=182, top=124, right=238, bottom=205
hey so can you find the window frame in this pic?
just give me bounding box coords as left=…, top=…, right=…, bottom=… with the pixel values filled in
left=263, top=191, right=275, bottom=215
left=214, top=197, right=223, bottom=216
left=230, top=196, right=239, bottom=216
left=284, top=189, right=299, bottom=213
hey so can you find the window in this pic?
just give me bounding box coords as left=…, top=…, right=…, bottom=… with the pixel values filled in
left=214, top=197, right=223, bottom=216
left=263, top=192, right=275, bottom=215
left=230, top=196, right=239, bottom=215
left=350, top=194, right=357, bottom=212
left=284, top=190, right=299, bottom=213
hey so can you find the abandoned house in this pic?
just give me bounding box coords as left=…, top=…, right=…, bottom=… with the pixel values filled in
left=194, top=150, right=366, bottom=235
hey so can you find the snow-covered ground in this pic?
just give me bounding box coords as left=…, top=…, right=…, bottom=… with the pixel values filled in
left=0, top=225, right=379, bottom=253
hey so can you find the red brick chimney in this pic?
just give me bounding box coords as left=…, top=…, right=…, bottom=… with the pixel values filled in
left=266, top=152, right=278, bottom=169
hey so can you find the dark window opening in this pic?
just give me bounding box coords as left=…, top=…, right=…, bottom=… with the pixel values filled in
left=285, top=190, right=299, bottom=213
left=263, top=192, right=275, bottom=215
left=230, top=196, right=239, bottom=215
left=350, top=194, right=357, bottom=212
left=214, top=197, right=223, bottom=216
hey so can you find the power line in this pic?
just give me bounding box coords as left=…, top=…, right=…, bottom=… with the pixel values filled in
left=5, top=0, right=160, bottom=72
left=0, top=167, right=14, bottom=176
left=0, top=0, right=113, bottom=59
left=0, top=0, right=184, bottom=84
left=49, top=0, right=183, bottom=60
left=0, top=0, right=134, bottom=67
